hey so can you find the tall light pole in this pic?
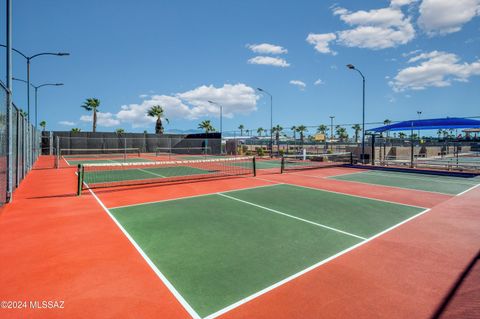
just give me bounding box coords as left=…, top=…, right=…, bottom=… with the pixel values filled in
left=417, top=110, right=422, bottom=137
left=347, top=64, right=366, bottom=163
left=257, top=88, right=273, bottom=157
left=0, top=44, right=69, bottom=126
left=13, top=78, right=64, bottom=128
left=6, top=0, right=13, bottom=202
left=329, top=116, right=335, bottom=151
left=208, top=100, right=223, bottom=154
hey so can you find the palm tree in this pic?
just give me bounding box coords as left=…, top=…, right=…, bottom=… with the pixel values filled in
left=147, top=105, right=169, bottom=134
left=272, top=125, right=283, bottom=152
left=352, top=124, right=361, bottom=143
left=336, top=126, right=348, bottom=142
left=238, top=124, right=244, bottom=136
left=398, top=132, right=406, bottom=139
left=71, top=128, right=81, bottom=133
left=198, top=120, right=215, bottom=134
left=19, top=109, right=28, bottom=117
left=81, top=98, right=101, bottom=132
left=317, top=124, right=328, bottom=134
left=437, top=129, right=443, bottom=139
left=383, top=119, right=392, bottom=138
left=246, top=129, right=250, bottom=136
left=296, top=125, right=308, bottom=146
left=257, top=127, right=264, bottom=137
left=290, top=125, right=297, bottom=140
left=116, top=128, right=125, bottom=134
left=39, top=120, right=47, bottom=131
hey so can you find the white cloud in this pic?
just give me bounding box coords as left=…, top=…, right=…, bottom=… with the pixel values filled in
left=80, top=112, right=121, bottom=127
left=308, top=3, right=415, bottom=53
left=314, top=79, right=325, bottom=86
left=247, top=56, right=290, bottom=67
left=390, top=0, right=418, bottom=7
left=139, top=94, right=149, bottom=99
left=289, top=80, right=307, bottom=90
left=418, top=0, right=480, bottom=35
left=390, top=51, right=480, bottom=91
left=84, top=84, right=259, bottom=129
left=58, top=120, right=75, bottom=126
left=247, top=43, right=288, bottom=55
left=306, top=33, right=337, bottom=55
left=335, top=6, right=415, bottom=49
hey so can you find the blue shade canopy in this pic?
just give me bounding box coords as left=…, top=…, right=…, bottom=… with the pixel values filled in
left=368, top=118, right=480, bottom=133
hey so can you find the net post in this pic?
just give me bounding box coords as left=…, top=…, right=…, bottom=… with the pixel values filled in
left=280, top=156, right=285, bottom=173
left=253, top=156, right=256, bottom=177
left=77, top=164, right=84, bottom=196
left=55, top=135, right=60, bottom=168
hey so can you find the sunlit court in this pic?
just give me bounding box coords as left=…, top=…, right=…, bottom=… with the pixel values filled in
left=1, top=1, right=479, bottom=319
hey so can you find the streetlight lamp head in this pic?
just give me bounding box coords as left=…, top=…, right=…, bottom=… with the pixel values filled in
left=56, top=83, right=64, bottom=86
left=208, top=100, right=214, bottom=104
left=57, top=52, right=70, bottom=56
left=257, top=88, right=264, bottom=92
left=346, top=64, right=355, bottom=70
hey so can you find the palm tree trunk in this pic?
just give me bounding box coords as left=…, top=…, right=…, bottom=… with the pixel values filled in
left=93, top=109, right=97, bottom=133
left=156, top=117, right=164, bottom=134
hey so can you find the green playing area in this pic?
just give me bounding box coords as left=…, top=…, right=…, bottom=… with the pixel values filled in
left=66, top=157, right=153, bottom=166
left=109, top=184, right=424, bottom=317
left=83, top=165, right=214, bottom=184
left=330, top=170, right=480, bottom=195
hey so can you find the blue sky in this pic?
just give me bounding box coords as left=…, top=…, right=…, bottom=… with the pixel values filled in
left=1, top=0, right=479, bottom=134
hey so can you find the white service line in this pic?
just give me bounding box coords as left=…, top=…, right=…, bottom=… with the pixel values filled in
left=204, top=207, right=431, bottom=319
left=455, top=182, right=480, bottom=197
left=253, top=176, right=428, bottom=210
left=87, top=187, right=201, bottom=319
left=217, top=193, right=367, bottom=241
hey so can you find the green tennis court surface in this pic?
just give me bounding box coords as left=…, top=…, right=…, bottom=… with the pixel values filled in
left=84, top=165, right=214, bottom=184
left=231, top=159, right=281, bottom=169
left=109, top=184, right=423, bottom=317
left=67, top=157, right=153, bottom=166
left=179, top=155, right=232, bottom=160
left=330, top=170, right=480, bottom=195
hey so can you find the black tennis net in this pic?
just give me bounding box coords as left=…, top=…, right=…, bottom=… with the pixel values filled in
left=77, top=156, right=256, bottom=194
left=281, top=152, right=353, bottom=173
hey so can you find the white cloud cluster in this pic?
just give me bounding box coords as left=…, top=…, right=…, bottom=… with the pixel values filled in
left=79, top=84, right=258, bottom=128
left=314, top=79, right=325, bottom=86
left=246, top=42, right=290, bottom=67
left=247, top=56, right=290, bottom=67
left=334, top=5, right=415, bottom=50
left=306, top=33, right=337, bottom=55
left=307, top=1, right=415, bottom=53
left=247, top=43, right=288, bottom=55
left=390, top=51, right=480, bottom=91
left=418, top=0, right=480, bottom=35
left=289, top=80, right=307, bottom=90
left=58, top=120, right=75, bottom=126
left=80, top=112, right=120, bottom=127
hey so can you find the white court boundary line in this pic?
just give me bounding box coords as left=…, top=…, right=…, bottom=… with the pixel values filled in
left=254, top=176, right=428, bottom=210
left=87, top=186, right=201, bottom=319
left=204, top=207, right=431, bottom=319
left=456, top=183, right=480, bottom=197
left=218, top=193, right=367, bottom=240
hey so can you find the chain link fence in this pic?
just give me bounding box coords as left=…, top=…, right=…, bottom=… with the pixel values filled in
left=1, top=81, right=41, bottom=205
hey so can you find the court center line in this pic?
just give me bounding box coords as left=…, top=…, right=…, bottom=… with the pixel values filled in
left=205, top=206, right=431, bottom=319
left=109, top=183, right=284, bottom=210
left=87, top=186, right=201, bottom=319
left=137, top=167, right=167, bottom=178
left=217, top=193, right=367, bottom=241
left=254, top=176, right=429, bottom=210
